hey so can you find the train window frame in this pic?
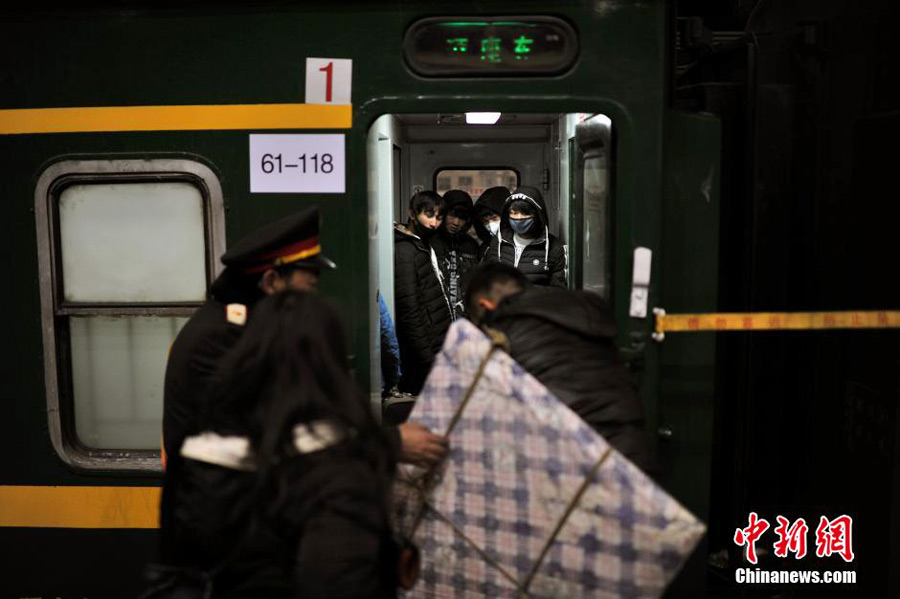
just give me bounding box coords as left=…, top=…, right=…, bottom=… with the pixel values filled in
left=433, top=166, right=520, bottom=198
left=34, top=158, right=225, bottom=473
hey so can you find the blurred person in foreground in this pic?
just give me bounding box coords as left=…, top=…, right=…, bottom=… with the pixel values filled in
left=157, top=291, right=401, bottom=598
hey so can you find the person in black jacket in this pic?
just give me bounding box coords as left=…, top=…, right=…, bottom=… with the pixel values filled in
left=162, top=207, right=335, bottom=473
left=161, top=291, right=398, bottom=598
left=472, top=186, right=509, bottom=261
left=394, top=191, right=453, bottom=395
left=464, top=263, right=656, bottom=475
left=484, top=185, right=568, bottom=288
left=163, top=207, right=447, bottom=475
left=430, top=189, right=480, bottom=318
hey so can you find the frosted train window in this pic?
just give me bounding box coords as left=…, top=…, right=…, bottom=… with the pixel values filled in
left=70, top=316, right=189, bottom=450
left=35, top=159, right=225, bottom=473
left=435, top=168, right=518, bottom=198
left=582, top=153, right=610, bottom=297
left=59, top=182, right=207, bottom=303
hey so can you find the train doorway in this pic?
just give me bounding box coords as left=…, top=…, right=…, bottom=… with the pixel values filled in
left=366, top=112, right=614, bottom=409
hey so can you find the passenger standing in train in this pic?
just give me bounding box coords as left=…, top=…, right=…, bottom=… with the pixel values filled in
left=430, top=189, right=480, bottom=318
left=484, top=185, right=568, bottom=287
left=472, top=186, right=509, bottom=261
left=394, top=191, right=453, bottom=395
left=162, top=207, right=447, bottom=475
left=157, top=291, right=398, bottom=598
left=464, top=263, right=656, bottom=475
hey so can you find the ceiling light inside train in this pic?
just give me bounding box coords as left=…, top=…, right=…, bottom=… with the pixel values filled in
left=465, top=112, right=501, bottom=125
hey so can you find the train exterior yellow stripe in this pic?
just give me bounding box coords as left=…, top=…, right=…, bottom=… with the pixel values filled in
left=0, top=486, right=160, bottom=529
left=0, top=103, right=352, bottom=135
left=655, top=310, right=900, bottom=334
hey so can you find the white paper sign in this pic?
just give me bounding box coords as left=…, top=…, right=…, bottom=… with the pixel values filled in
left=305, top=58, right=352, bottom=104
left=249, top=134, right=345, bottom=193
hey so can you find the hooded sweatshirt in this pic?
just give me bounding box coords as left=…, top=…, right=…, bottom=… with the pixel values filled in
left=485, top=185, right=568, bottom=288
left=473, top=186, right=510, bottom=253
left=430, top=190, right=480, bottom=316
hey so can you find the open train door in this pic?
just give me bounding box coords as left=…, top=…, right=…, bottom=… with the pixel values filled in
left=568, top=109, right=723, bottom=593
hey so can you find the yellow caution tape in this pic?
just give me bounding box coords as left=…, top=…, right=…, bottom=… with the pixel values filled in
left=653, top=309, right=900, bottom=341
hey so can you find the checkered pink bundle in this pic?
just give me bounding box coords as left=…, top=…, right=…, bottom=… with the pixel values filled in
left=395, top=319, right=705, bottom=599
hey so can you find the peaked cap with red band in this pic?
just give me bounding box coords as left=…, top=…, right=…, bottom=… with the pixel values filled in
left=221, top=206, right=336, bottom=274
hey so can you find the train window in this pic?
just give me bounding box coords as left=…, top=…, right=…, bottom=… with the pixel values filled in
left=435, top=168, right=518, bottom=198
left=58, top=182, right=207, bottom=303
left=70, top=316, right=189, bottom=449
left=572, top=113, right=613, bottom=298
left=35, top=159, right=225, bottom=472
left=582, top=152, right=610, bottom=296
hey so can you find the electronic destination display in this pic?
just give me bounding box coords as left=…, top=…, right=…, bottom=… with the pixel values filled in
left=404, top=16, right=578, bottom=76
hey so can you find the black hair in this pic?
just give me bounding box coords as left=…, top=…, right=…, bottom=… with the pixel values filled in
left=408, top=190, right=444, bottom=216
left=464, top=262, right=529, bottom=321
left=508, top=199, right=537, bottom=216
left=448, top=204, right=471, bottom=219
left=202, top=290, right=394, bottom=514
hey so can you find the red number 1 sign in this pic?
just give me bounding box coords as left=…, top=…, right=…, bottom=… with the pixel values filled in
left=305, top=58, right=352, bottom=104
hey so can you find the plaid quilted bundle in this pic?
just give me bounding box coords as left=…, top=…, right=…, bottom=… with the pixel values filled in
left=395, top=319, right=706, bottom=599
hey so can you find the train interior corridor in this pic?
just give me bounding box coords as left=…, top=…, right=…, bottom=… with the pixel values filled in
left=366, top=111, right=613, bottom=407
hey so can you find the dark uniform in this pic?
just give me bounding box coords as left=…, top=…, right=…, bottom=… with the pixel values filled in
left=162, top=207, right=336, bottom=470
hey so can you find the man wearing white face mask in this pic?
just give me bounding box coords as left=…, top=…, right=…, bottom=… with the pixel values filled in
left=473, top=186, right=509, bottom=261
left=484, top=185, right=568, bottom=288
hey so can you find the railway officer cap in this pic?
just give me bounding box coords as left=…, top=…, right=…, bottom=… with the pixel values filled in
left=221, top=206, right=337, bottom=274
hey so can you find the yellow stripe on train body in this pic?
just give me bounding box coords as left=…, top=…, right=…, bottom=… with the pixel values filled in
left=0, top=103, right=352, bottom=135
left=656, top=310, right=900, bottom=333
left=0, top=486, right=160, bottom=529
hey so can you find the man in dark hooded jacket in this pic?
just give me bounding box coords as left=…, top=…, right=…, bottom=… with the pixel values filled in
left=394, top=191, right=453, bottom=395
left=472, top=186, right=509, bottom=261
left=465, top=262, right=656, bottom=475
left=484, top=185, right=567, bottom=288
left=430, top=189, right=480, bottom=318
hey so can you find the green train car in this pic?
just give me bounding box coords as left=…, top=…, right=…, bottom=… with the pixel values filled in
left=0, top=1, right=808, bottom=597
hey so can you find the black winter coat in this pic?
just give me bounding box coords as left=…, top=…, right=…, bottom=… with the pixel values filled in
left=163, top=431, right=396, bottom=599
left=484, top=188, right=567, bottom=288
left=393, top=224, right=453, bottom=394
left=485, top=287, right=655, bottom=473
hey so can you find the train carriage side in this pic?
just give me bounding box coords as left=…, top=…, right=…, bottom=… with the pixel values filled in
left=0, top=2, right=717, bottom=596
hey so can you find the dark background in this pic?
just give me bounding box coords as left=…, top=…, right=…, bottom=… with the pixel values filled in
left=672, top=0, right=899, bottom=596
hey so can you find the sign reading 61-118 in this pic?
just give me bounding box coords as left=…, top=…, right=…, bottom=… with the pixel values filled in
left=249, top=134, right=345, bottom=193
